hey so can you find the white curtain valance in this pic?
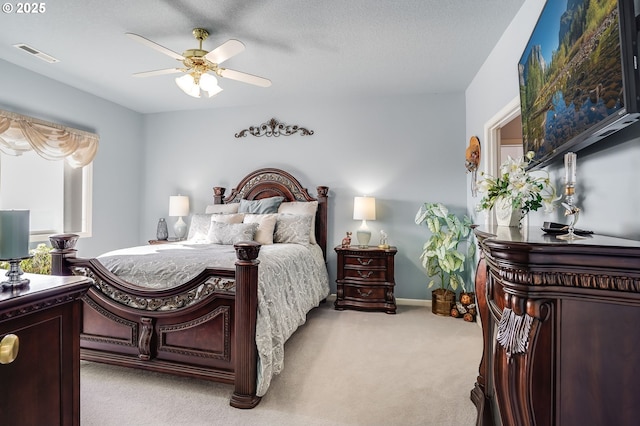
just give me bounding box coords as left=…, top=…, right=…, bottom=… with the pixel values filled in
left=0, top=109, right=99, bottom=168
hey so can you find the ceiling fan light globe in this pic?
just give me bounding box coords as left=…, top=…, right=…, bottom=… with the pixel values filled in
left=204, top=86, right=223, bottom=98
left=199, top=73, right=223, bottom=97
left=175, top=74, right=200, bottom=98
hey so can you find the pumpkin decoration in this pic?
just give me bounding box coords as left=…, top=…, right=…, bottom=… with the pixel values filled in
left=451, top=292, right=476, bottom=322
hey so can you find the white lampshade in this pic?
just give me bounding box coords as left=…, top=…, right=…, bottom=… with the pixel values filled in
left=169, top=195, right=189, bottom=217
left=353, top=196, right=376, bottom=221
left=199, top=73, right=223, bottom=97
left=175, top=74, right=201, bottom=98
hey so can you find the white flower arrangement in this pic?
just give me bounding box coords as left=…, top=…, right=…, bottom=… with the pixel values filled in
left=476, top=151, right=559, bottom=216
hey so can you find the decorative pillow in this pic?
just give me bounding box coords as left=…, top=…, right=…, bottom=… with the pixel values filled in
left=205, top=203, right=240, bottom=214
left=243, top=214, right=277, bottom=245
left=278, top=201, right=318, bottom=244
left=210, top=213, right=245, bottom=224
left=273, top=214, right=313, bottom=245
left=207, top=222, right=258, bottom=245
left=238, top=196, right=285, bottom=214
left=187, top=214, right=213, bottom=242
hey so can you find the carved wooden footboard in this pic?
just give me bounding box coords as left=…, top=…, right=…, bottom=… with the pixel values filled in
left=50, top=235, right=262, bottom=408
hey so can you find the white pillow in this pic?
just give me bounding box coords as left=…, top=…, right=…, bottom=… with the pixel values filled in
left=278, top=201, right=318, bottom=244
left=211, top=213, right=245, bottom=224
left=274, top=214, right=313, bottom=245
left=243, top=214, right=277, bottom=245
left=205, top=203, right=240, bottom=214
left=207, top=222, right=258, bottom=245
left=187, top=214, right=213, bottom=242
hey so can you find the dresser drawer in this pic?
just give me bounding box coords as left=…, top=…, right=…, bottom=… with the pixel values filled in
left=344, top=267, right=386, bottom=281
left=344, top=255, right=386, bottom=268
left=343, top=284, right=386, bottom=301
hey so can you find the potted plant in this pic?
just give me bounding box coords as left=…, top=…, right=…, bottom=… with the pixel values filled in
left=0, top=243, right=53, bottom=274
left=475, top=151, right=558, bottom=226
left=415, top=202, right=475, bottom=316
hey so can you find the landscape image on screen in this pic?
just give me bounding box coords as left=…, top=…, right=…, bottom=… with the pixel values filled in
left=519, top=0, right=622, bottom=163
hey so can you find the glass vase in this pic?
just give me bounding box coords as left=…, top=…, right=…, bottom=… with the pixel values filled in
left=156, top=218, right=168, bottom=240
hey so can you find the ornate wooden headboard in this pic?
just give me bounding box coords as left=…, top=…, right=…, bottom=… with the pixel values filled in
left=213, top=168, right=329, bottom=260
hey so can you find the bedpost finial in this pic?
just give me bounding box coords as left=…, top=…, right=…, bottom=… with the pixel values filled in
left=317, top=186, right=328, bottom=198
left=49, top=233, right=79, bottom=250
left=234, top=241, right=261, bottom=262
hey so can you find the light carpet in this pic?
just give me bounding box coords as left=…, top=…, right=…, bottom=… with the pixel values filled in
left=81, top=302, right=483, bottom=426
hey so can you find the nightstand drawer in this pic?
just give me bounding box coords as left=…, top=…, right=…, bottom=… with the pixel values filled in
left=344, top=255, right=386, bottom=268
left=343, top=284, right=386, bottom=300
left=343, top=267, right=386, bottom=281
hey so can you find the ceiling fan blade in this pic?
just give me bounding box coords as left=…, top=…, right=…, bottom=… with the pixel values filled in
left=132, top=68, right=184, bottom=78
left=126, top=33, right=184, bottom=61
left=219, top=68, right=271, bottom=87
left=204, top=39, right=245, bottom=64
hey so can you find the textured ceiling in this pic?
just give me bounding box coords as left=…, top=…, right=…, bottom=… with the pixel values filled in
left=0, top=0, right=525, bottom=114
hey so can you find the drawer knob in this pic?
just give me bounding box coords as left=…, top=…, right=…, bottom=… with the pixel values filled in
left=357, top=270, right=373, bottom=279
left=357, top=289, right=373, bottom=297
left=0, top=334, right=19, bottom=365
left=357, top=258, right=373, bottom=266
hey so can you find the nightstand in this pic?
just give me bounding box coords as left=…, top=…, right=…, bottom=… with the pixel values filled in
left=334, top=245, right=397, bottom=314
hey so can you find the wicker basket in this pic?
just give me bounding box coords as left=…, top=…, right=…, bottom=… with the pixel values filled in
left=431, top=288, right=456, bottom=316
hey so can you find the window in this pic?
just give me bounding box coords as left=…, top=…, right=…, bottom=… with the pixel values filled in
left=0, top=151, right=92, bottom=242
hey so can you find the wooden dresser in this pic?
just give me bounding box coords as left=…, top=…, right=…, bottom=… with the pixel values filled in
left=0, top=273, right=91, bottom=426
left=334, top=245, right=397, bottom=314
left=471, top=226, right=640, bottom=426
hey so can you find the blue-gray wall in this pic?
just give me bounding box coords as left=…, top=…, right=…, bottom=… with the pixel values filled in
left=466, top=0, right=640, bottom=240
left=0, top=56, right=468, bottom=300
left=0, top=58, right=144, bottom=256
left=142, top=95, right=467, bottom=299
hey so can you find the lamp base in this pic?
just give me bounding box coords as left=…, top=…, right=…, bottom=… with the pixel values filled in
left=174, top=217, right=187, bottom=240
left=356, top=229, right=371, bottom=248
left=1, top=258, right=31, bottom=291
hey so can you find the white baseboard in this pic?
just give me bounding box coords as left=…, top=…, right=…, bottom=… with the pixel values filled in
left=325, top=294, right=431, bottom=308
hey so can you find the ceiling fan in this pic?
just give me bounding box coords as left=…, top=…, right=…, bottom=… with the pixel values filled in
left=126, top=28, right=271, bottom=98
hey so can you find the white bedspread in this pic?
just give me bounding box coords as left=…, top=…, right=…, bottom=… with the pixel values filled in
left=97, top=242, right=330, bottom=396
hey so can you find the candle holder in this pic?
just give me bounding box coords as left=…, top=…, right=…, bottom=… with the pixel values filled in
left=556, top=184, right=586, bottom=241
left=1, top=256, right=32, bottom=290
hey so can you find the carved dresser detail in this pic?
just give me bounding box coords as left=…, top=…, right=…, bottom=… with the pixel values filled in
left=471, top=227, right=640, bottom=426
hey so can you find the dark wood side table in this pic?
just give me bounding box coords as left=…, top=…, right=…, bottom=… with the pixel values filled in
left=148, top=238, right=180, bottom=245
left=0, top=273, right=91, bottom=426
left=334, top=245, right=397, bottom=314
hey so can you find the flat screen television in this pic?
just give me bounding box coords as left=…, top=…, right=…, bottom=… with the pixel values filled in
left=518, top=0, right=640, bottom=170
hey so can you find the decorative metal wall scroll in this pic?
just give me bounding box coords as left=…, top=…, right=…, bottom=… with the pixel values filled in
left=234, top=118, right=314, bottom=138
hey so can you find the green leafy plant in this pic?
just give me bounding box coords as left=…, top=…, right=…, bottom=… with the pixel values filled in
left=0, top=243, right=53, bottom=275
left=415, top=202, right=475, bottom=292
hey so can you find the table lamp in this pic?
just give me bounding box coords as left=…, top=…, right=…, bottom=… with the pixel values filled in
left=169, top=195, right=189, bottom=240
left=353, top=196, right=376, bottom=248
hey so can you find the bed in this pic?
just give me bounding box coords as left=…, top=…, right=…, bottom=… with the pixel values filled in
left=49, top=168, right=330, bottom=408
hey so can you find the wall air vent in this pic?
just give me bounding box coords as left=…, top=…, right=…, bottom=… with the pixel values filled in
left=13, top=44, right=59, bottom=63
